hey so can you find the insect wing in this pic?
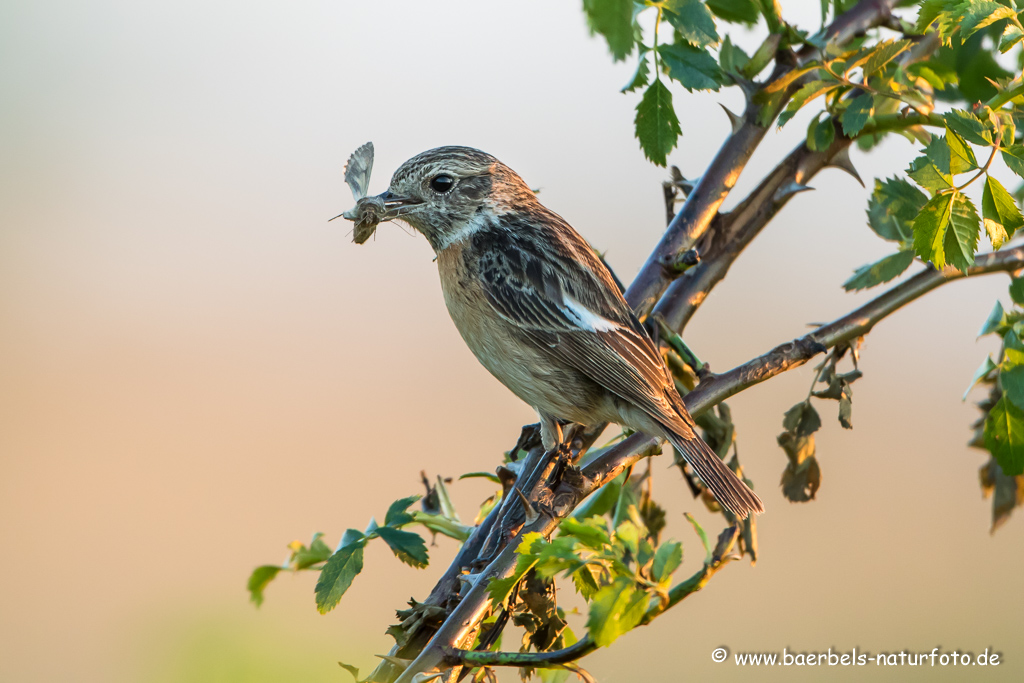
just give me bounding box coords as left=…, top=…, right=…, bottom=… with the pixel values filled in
left=344, top=142, right=374, bottom=200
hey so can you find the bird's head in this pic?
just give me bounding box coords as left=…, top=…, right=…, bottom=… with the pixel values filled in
left=371, top=146, right=537, bottom=252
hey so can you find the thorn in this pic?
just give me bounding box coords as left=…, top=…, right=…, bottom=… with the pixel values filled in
left=825, top=146, right=864, bottom=187
left=719, top=103, right=744, bottom=134
left=496, top=465, right=517, bottom=490
left=773, top=181, right=814, bottom=203
left=411, top=673, right=446, bottom=683
left=456, top=572, right=481, bottom=589
left=513, top=488, right=540, bottom=525
left=375, top=655, right=412, bottom=671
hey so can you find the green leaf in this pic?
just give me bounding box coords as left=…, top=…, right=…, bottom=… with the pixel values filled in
left=943, top=109, right=992, bottom=146
left=560, top=517, right=611, bottom=549
left=683, top=512, right=712, bottom=563
left=843, top=250, right=915, bottom=291
left=1001, top=145, right=1024, bottom=179
left=913, top=192, right=955, bottom=268
left=291, top=533, right=332, bottom=569
left=1000, top=20, right=1024, bottom=53
left=985, top=396, right=1024, bottom=476
left=706, top=0, right=759, bottom=24
left=840, top=93, right=873, bottom=137
left=376, top=526, right=429, bottom=568
left=663, top=0, right=720, bottom=48
left=778, top=81, right=840, bottom=128
left=582, top=0, right=635, bottom=61
left=946, top=194, right=982, bottom=273
left=806, top=114, right=835, bottom=152
left=783, top=401, right=821, bottom=437
left=315, top=533, right=366, bottom=614
left=945, top=127, right=978, bottom=174
left=964, top=355, right=997, bottom=400
left=657, top=42, right=723, bottom=91
left=384, top=495, right=422, bottom=527
left=958, top=0, right=1017, bottom=43
left=488, top=532, right=544, bottom=607
left=1011, top=277, right=1024, bottom=306
left=621, top=51, right=650, bottom=93
left=867, top=177, right=928, bottom=242
left=247, top=565, right=282, bottom=607
left=863, top=38, right=913, bottom=76
left=982, top=176, right=1024, bottom=248
left=907, top=146, right=953, bottom=195
left=742, top=33, right=781, bottom=79
left=651, top=541, right=683, bottom=582
left=979, top=300, right=1007, bottom=336
left=635, top=79, right=682, bottom=167
left=718, top=35, right=749, bottom=74
left=572, top=565, right=601, bottom=601
left=586, top=576, right=649, bottom=647
left=1000, top=363, right=1024, bottom=413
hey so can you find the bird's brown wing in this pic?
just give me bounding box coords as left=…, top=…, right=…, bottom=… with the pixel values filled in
left=471, top=220, right=697, bottom=439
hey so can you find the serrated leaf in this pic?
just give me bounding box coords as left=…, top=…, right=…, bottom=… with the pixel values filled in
left=946, top=193, right=982, bottom=273
left=384, top=495, right=422, bottom=527
left=663, top=0, right=720, bottom=47
left=706, top=0, right=759, bottom=24
left=315, top=536, right=366, bottom=613
left=867, top=177, right=928, bottom=242
left=982, top=175, right=1024, bottom=248
left=907, top=146, right=953, bottom=195
left=959, top=0, right=1017, bottom=43
left=985, top=396, right=1024, bottom=476
left=945, top=127, right=978, bottom=174
left=1000, top=363, right=1024, bottom=413
left=560, top=517, right=611, bottom=549
left=651, top=541, right=683, bottom=582
left=913, top=192, right=955, bottom=268
left=1011, top=277, right=1024, bottom=306
left=376, top=526, right=429, bottom=568
left=964, top=355, right=997, bottom=400
left=778, top=81, right=840, bottom=128
left=807, top=114, right=835, bottom=152
left=572, top=565, right=601, bottom=601
left=635, top=79, right=682, bottom=167
left=582, top=0, right=635, bottom=61
left=840, top=93, right=873, bottom=136
left=1001, top=145, right=1024, bottom=179
left=247, top=565, right=282, bottom=607
left=621, top=51, right=650, bottom=93
left=657, top=42, right=723, bottom=92
left=1000, top=20, right=1024, bottom=53
left=783, top=401, right=821, bottom=437
left=586, top=576, right=649, bottom=647
left=843, top=250, right=915, bottom=291
left=979, top=300, right=1007, bottom=336
left=863, top=38, right=913, bottom=76
left=944, top=109, right=992, bottom=146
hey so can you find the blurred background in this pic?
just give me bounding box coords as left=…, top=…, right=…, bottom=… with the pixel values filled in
left=2, top=1, right=1023, bottom=681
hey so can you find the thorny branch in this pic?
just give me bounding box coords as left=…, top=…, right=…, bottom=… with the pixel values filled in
left=371, top=2, right=986, bottom=681
left=626, top=0, right=900, bottom=317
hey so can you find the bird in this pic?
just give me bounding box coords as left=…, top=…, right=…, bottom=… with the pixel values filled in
left=363, top=146, right=763, bottom=519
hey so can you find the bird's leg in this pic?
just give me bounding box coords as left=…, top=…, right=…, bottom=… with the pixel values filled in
left=538, top=413, right=563, bottom=453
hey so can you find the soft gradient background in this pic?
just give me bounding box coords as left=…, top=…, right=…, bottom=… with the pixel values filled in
left=2, top=2, right=1022, bottom=681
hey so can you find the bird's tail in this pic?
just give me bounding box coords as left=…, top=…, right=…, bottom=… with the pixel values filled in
left=666, top=431, right=764, bottom=519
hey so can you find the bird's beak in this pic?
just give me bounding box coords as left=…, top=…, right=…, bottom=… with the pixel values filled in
left=377, top=190, right=422, bottom=215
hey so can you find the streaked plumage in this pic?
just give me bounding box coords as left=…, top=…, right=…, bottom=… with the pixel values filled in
left=365, top=146, right=763, bottom=518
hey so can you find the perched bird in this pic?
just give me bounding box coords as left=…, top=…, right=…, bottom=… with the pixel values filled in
left=364, top=146, right=763, bottom=518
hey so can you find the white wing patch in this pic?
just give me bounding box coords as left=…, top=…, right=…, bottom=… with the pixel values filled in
left=561, top=296, right=620, bottom=332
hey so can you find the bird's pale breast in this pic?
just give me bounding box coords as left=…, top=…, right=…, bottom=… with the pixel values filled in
left=436, top=240, right=601, bottom=424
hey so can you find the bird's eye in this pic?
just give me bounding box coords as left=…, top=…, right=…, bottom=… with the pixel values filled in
left=430, top=175, right=454, bottom=193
